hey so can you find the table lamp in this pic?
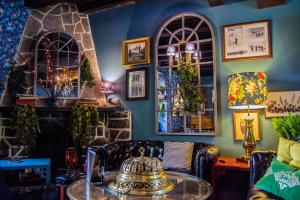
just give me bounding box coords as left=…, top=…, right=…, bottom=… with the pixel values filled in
left=228, top=72, right=267, bottom=160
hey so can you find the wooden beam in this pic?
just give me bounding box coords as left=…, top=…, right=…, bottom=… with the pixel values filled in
left=24, top=0, right=65, bottom=9
left=207, top=0, right=224, bottom=7
left=24, top=0, right=139, bottom=13
left=257, top=0, right=284, bottom=9
left=79, top=0, right=139, bottom=13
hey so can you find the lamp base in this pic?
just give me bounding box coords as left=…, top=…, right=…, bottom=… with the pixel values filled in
left=236, top=157, right=249, bottom=164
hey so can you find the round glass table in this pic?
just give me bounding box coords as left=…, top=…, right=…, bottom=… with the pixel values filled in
left=67, top=171, right=212, bottom=200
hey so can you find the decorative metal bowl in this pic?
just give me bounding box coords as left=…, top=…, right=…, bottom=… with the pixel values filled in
left=107, top=148, right=174, bottom=195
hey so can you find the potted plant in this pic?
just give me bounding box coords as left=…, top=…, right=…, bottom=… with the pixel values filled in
left=175, top=61, right=206, bottom=113
left=12, top=105, right=38, bottom=155
left=272, top=114, right=300, bottom=141
left=69, top=103, right=100, bottom=146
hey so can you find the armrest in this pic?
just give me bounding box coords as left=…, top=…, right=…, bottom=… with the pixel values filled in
left=249, top=150, right=276, bottom=186
left=193, top=144, right=221, bottom=182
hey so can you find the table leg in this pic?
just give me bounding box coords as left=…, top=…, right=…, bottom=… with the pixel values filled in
left=60, top=186, right=64, bottom=200
left=45, top=166, right=51, bottom=186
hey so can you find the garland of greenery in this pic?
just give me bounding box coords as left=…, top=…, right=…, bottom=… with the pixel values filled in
left=272, top=114, right=300, bottom=141
left=176, top=61, right=206, bottom=113
left=12, top=105, right=38, bottom=147
left=69, top=104, right=100, bottom=145
left=80, top=54, right=95, bottom=87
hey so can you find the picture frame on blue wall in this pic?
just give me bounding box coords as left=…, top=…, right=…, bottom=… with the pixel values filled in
left=233, top=110, right=261, bottom=141
left=222, top=20, right=272, bottom=62
left=126, top=67, right=149, bottom=100
left=122, top=37, right=150, bottom=66
left=265, top=90, right=300, bottom=118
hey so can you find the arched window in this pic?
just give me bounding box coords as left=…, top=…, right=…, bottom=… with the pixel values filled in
left=155, top=13, right=217, bottom=136
left=34, top=31, right=80, bottom=98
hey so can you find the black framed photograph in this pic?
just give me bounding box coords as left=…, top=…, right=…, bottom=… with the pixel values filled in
left=122, top=37, right=150, bottom=66
left=126, top=67, right=149, bottom=100
left=222, top=20, right=272, bottom=62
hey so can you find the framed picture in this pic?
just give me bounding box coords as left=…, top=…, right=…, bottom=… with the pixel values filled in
left=222, top=20, right=272, bottom=62
left=265, top=90, right=300, bottom=118
left=122, top=37, right=150, bottom=66
left=126, top=67, right=149, bottom=100
left=233, top=110, right=261, bottom=141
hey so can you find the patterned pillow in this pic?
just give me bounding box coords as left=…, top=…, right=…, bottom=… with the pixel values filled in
left=255, top=159, right=300, bottom=200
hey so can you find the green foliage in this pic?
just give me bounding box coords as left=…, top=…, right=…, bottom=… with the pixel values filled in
left=272, top=114, right=300, bottom=141
left=80, top=55, right=95, bottom=87
left=7, top=65, right=27, bottom=97
left=176, top=61, right=206, bottom=113
left=12, top=105, right=38, bottom=147
left=69, top=104, right=99, bottom=145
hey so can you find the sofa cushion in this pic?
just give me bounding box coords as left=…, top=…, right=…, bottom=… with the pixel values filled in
left=162, top=142, right=194, bottom=170
left=289, top=142, right=300, bottom=168
left=277, top=137, right=295, bottom=163
left=255, top=159, right=300, bottom=200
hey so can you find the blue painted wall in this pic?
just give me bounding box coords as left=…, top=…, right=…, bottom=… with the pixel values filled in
left=90, top=0, right=300, bottom=157
left=0, top=0, right=29, bottom=95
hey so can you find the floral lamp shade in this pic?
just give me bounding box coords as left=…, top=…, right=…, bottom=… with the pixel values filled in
left=228, top=72, right=267, bottom=109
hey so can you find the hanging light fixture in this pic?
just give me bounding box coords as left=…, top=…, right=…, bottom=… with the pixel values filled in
left=167, top=45, right=176, bottom=67
left=185, top=42, right=195, bottom=53
left=166, top=42, right=200, bottom=65
left=175, top=52, right=180, bottom=61
left=193, top=49, right=202, bottom=60
left=167, top=45, right=176, bottom=56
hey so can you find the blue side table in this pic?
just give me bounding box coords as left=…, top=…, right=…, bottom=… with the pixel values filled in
left=0, top=158, right=51, bottom=185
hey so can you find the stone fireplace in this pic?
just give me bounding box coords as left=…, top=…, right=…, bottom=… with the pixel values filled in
left=0, top=107, right=131, bottom=171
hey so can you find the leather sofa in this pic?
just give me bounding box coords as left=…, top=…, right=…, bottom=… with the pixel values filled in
left=95, top=140, right=221, bottom=182
left=247, top=150, right=283, bottom=200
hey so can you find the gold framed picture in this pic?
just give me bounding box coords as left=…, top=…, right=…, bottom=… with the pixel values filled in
left=233, top=110, right=261, bottom=141
left=222, top=20, right=272, bottom=62
left=122, top=37, right=150, bottom=66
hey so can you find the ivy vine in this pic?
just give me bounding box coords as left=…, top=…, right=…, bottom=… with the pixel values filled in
left=69, top=104, right=100, bottom=146
left=176, top=61, right=206, bottom=113
left=12, top=105, right=38, bottom=147
left=80, top=54, right=95, bottom=87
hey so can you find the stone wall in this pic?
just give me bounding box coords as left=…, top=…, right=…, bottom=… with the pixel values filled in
left=97, top=111, right=132, bottom=143
left=1, top=3, right=103, bottom=104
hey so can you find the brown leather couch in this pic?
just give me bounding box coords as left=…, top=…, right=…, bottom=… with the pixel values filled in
left=247, top=150, right=283, bottom=200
